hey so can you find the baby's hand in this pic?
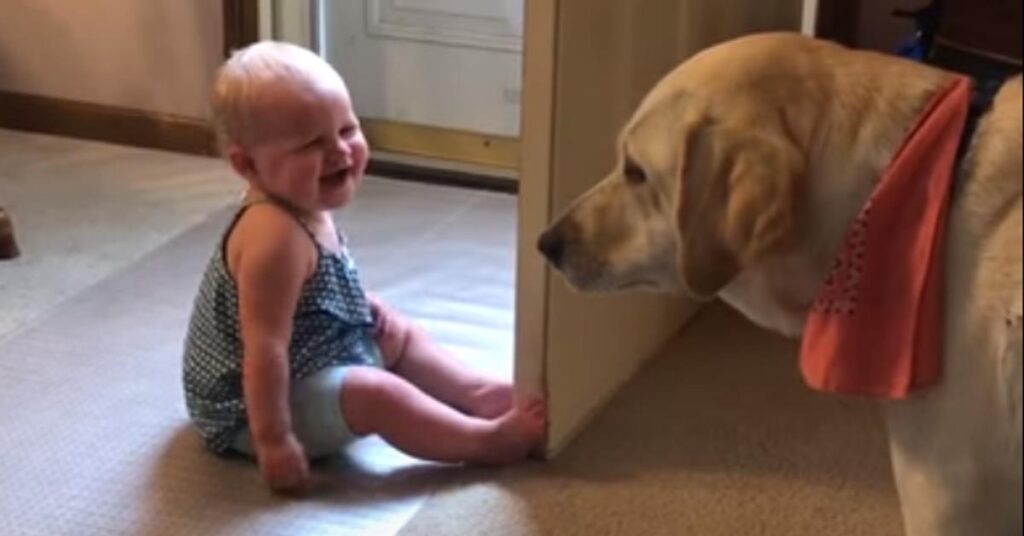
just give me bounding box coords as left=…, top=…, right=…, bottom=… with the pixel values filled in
left=366, top=294, right=410, bottom=359
left=256, top=434, right=311, bottom=495
left=366, top=294, right=400, bottom=334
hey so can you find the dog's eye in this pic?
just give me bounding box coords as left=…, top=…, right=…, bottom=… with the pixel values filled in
left=624, top=160, right=646, bottom=185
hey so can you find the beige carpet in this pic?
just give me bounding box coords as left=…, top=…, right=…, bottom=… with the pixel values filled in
left=0, top=203, right=522, bottom=535
left=0, top=209, right=419, bottom=535
left=0, top=130, right=521, bottom=535
left=398, top=303, right=904, bottom=536
left=0, top=128, right=241, bottom=342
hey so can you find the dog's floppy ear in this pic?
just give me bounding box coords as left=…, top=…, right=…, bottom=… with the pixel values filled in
left=676, top=122, right=801, bottom=299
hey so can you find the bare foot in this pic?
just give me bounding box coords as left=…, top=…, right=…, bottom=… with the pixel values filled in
left=472, top=397, right=546, bottom=465
left=466, top=381, right=515, bottom=419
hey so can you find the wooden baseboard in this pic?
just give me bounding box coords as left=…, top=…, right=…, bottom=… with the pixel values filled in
left=0, top=90, right=217, bottom=156
left=368, top=157, right=517, bottom=194
left=362, top=118, right=520, bottom=170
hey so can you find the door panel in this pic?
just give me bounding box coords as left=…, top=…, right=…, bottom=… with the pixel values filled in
left=518, top=0, right=803, bottom=455
left=369, top=0, right=523, bottom=51
left=324, top=0, right=524, bottom=138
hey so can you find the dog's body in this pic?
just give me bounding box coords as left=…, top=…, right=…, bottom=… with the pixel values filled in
left=538, top=33, right=1021, bottom=535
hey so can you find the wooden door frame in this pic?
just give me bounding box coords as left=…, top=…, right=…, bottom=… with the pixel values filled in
left=813, top=0, right=860, bottom=45
left=223, top=0, right=261, bottom=57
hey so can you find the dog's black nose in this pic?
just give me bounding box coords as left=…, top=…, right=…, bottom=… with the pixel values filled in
left=537, top=229, right=565, bottom=267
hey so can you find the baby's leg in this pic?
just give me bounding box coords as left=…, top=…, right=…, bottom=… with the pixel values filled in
left=341, top=366, right=544, bottom=464
left=374, top=300, right=514, bottom=418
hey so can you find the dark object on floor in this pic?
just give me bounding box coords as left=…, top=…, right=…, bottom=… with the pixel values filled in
left=0, top=208, right=19, bottom=259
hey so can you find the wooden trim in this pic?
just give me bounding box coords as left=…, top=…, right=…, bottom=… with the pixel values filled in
left=0, top=91, right=217, bottom=156
left=367, top=158, right=517, bottom=194
left=361, top=118, right=521, bottom=170
left=936, top=0, right=1022, bottom=65
left=933, top=36, right=1024, bottom=68
left=223, top=0, right=261, bottom=57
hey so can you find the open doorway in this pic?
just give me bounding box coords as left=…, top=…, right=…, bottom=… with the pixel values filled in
left=223, top=4, right=524, bottom=533
left=315, top=1, right=524, bottom=387
left=320, top=1, right=523, bottom=191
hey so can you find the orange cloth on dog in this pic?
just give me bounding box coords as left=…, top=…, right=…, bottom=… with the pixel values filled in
left=800, top=76, right=970, bottom=399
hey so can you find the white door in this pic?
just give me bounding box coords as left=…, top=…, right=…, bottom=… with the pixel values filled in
left=802, top=0, right=819, bottom=35
left=322, top=0, right=524, bottom=138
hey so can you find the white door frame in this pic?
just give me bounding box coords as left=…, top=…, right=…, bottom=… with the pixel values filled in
left=258, top=0, right=320, bottom=51
left=801, top=0, right=819, bottom=36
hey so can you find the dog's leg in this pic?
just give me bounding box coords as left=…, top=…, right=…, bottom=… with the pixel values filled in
left=885, top=336, right=1022, bottom=536
left=884, top=211, right=1022, bottom=536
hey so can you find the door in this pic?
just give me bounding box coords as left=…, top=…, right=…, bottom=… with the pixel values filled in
left=321, top=0, right=524, bottom=170
left=518, top=0, right=804, bottom=455
left=802, top=0, right=819, bottom=35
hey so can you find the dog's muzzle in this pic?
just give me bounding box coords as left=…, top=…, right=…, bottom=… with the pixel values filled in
left=537, top=227, right=566, bottom=269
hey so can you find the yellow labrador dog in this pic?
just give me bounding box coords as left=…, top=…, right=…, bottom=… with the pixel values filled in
left=538, top=33, right=1021, bottom=535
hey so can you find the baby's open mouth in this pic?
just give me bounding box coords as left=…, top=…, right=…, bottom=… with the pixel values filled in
left=321, top=168, right=350, bottom=185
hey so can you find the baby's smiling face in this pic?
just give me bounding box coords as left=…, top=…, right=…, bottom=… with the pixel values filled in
left=230, top=76, right=369, bottom=215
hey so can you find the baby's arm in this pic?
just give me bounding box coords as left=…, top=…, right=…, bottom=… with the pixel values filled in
left=233, top=206, right=316, bottom=493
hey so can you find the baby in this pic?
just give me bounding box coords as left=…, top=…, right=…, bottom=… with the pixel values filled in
left=183, top=41, right=546, bottom=493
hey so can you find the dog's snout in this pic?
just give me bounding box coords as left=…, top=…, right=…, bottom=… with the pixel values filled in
left=537, top=228, right=565, bottom=267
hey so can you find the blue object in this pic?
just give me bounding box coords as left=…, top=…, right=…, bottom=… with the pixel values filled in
left=893, top=2, right=942, bottom=60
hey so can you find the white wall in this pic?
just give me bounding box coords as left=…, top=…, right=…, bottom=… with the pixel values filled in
left=0, top=0, right=223, bottom=119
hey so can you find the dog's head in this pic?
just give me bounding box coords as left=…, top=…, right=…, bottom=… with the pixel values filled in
left=538, top=38, right=805, bottom=299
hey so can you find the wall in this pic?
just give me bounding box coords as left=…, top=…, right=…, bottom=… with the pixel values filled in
left=0, top=0, right=223, bottom=119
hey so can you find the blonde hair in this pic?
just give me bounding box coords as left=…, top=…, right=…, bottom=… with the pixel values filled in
left=211, top=41, right=343, bottom=148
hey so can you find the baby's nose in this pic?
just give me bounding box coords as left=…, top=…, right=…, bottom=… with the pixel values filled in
left=327, top=139, right=353, bottom=165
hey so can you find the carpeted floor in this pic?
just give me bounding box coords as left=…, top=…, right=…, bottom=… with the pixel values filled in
left=0, top=129, right=241, bottom=342
left=0, top=192, right=521, bottom=535
left=0, top=208, right=437, bottom=535
left=397, top=302, right=903, bottom=536
left=0, top=130, right=518, bottom=535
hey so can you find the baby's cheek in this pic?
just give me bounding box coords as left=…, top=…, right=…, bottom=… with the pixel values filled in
left=352, top=139, right=370, bottom=168
left=293, top=159, right=322, bottom=186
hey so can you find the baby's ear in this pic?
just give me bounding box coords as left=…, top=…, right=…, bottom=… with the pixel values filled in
left=227, top=145, right=257, bottom=180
